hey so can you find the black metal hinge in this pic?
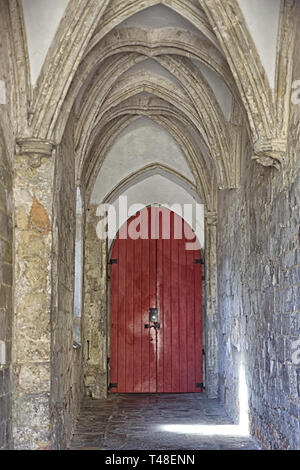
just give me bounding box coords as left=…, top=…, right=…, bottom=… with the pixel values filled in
left=109, top=259, right=118, bottom=265
left=195, top=259, right=204, bottom=265
left=196, top=382, right=204, bottom=389
left=109, top=383, right=118, bottom=390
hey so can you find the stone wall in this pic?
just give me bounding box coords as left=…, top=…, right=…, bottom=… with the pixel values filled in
left=0, top=129, right=13, bottom=449
left=83, top=205, right=108, bottom=399
left=217, top=22, right=300, bottom=448
left=218, top=153, right=300, bottom=450
left=50, top=115, right=83, bottom=449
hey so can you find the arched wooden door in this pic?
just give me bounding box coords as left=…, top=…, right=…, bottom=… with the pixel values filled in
left=109, top=207, right=203, bottom=393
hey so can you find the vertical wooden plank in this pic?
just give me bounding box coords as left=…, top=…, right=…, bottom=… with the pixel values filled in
left=185, top=222, right=196, bottom=392
left=156, top=207, right=164, bottom=392
left=117, top=234, right=127, bottom=392
left=125, top=223, right=134, bottom=393
left=133, top=235, right=142, bottom=392
left=149, top=207, right=157, bottom=392
left=141, top=209, right=150, bottom=392
left=178, top=218, right=188, bottom=392
left=171, top=212, right=180, bottom=392
left=161, top=209, right=172, bottom=392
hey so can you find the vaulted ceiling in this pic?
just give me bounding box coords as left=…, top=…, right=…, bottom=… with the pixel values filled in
left=6, top=0, right=297, bottom=216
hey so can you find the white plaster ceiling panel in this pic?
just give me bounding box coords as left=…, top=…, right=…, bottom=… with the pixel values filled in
left=103, top=174, right=205, bottom=249
left=237, top=0, right=281, bottom=88
left=193, top=60, right=232, bottom=121
left=121, top=59, right=184, bottom=89
left=22, top=0, right=69, bottom=84
left=119, top=4, right=205, bottom=38
left=186, top=123, right=214, bottom=172
left=91, top=117, right=195, bottom=203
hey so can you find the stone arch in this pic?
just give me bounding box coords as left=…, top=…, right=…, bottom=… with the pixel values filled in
left=199, top=0, right=298, bottom=167
left=6, top=0, right=31, bottom=136
left=78, top=70, right=230, bottom=189
left=28, top=0, right=110, bottom=139
left=85, top=27, right=232, bottom=85
left=89, top=0, right=219, bottom=52
left=9, top=0, right=218, bottom=143
left=100, top=163, right=200, bottom=205
left=53, top=26, right=240, bottom=143
left=82, top=112, right=215, bottom=211
left=8, top=0, right=295, bottom=169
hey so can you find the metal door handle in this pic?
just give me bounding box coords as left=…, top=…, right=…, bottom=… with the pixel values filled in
left=144, top=322, right=161, bottom=330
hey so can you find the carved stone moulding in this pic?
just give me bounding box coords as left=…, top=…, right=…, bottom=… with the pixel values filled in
left=252, top=138, right=287, bottom=170
left=16, top=137, right=56, bottom=168
left=205, top=211, right=218, bottom=226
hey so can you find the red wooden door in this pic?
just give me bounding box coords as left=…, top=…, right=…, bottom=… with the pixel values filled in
left=109, top=207, right=203, bottom=393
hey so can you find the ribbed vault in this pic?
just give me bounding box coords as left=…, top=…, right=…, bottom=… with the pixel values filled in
left=83, top=113, right=214, bottom=209
left=101, top=162, right=200, bottom=205
left=9, top=0, right=296, bottom=179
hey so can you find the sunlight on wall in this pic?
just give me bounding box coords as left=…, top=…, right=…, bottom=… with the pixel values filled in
left=73, top=187, right=83, bottom=344
left=160, top=363, right=249, bottom=437
left=238, top=362, right=250, bottom=434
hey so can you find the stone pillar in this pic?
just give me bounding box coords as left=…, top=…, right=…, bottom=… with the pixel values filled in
left=204, top=211, right=218, bottom=398
left=12, top=138, right=56, bottom=449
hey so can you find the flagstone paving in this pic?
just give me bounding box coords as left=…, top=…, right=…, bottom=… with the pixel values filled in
left=69, top=394, right=260, bottom=450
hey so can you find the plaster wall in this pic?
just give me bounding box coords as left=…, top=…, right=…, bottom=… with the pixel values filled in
left=237, top=0, right=281, bottom=88
left=119, top=4, right=205, bottom=37
left=91, top=117, right=196, bottom=203
left=22, top=0, right=69, bottom=84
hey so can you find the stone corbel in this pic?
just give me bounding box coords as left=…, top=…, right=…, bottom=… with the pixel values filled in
left=16, top=137, right=56, bottom=168
left=252, top=138, right=287, bottom=170
left=205, top=211, right=218, bottom=226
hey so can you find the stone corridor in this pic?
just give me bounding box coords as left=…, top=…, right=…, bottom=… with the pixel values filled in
left=69, top=395, right=259, bottom=450
left=0, top=0, right=299, bottom=451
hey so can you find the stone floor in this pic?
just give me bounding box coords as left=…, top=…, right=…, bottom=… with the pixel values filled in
left=69, top=394, right=260, bottom=450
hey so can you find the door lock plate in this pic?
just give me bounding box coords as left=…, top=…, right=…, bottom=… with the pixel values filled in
left=149, top=308, right=158, bottom=322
